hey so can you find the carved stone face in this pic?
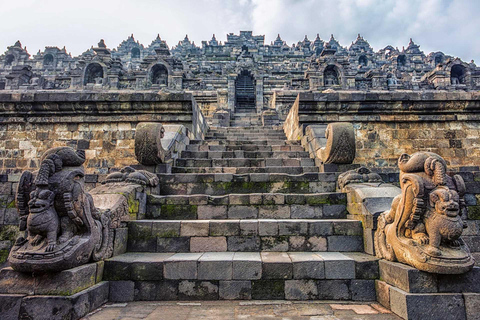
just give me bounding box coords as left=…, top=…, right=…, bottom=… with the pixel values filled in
left=430, top=187, right=460, bottom=218
left=28, top=189, right=55, bottom=213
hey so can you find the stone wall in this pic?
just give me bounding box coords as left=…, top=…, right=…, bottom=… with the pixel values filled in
left=284, top=91, right=480, bottom=169
left=0, top=91, right=207, bottom=176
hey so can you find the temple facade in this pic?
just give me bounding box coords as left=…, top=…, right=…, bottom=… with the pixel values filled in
left=1, top=31, right=479, bottom=117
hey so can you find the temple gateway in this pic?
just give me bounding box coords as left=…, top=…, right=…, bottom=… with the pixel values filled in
left=0, top=31, right=479, bottom=320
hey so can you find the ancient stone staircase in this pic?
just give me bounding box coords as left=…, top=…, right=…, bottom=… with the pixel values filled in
left=104, top=120, right=378, bottom=301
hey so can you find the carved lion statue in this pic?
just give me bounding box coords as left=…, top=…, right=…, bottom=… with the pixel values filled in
left=375, top=151, right=474, bottom=274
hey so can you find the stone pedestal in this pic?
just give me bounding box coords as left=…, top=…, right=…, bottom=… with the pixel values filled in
left=377, top=260, right=480, bottom=320
left=0, top=263, right=109, bottom=320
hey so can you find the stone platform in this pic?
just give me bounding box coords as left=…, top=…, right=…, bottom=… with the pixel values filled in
left=84, top=300, right=400, bottom=320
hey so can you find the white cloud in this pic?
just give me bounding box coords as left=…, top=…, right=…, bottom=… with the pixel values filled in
left=0, top=0, right=478, bottom=62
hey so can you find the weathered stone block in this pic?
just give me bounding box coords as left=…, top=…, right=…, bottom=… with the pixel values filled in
left=164, top=253, right=202, bottom=279
left=191, top=237, right=227, bottom=252
left=178, top=280, right=219, bottom=300
left=438, top=267, right=480, bottom=293
left=127, top=221, right=155, bottom=252
left=198, top=205, right=227, bottom=219
left=130, top=253, right=173, bottom=281
left=327, top=235, right=363, bottom=251
left=261, top=236, right=289, bottom=251
left=157, top=237, right=190, bottom=252
left=228, top=206, right=258, bottom=219
left=285, top=280, right=318, bottom=300
left=113, top=228, right=128, bottom=256
left=261, top=252, right=292, bottom=279
left=233, top=252, right=262, bottom=280
left=463, top=293, right=480, bottom=320
left=376, top=280, right=391, bottom=309
left=198, top=252, right=234, bottom=280
left=180, top=221, right=209, bottom=236
left=379, top=260, right=438, bottom=293
left=317, top=280, right=351, bottom=300
left=0, top=267, right=35, bottom=295
left=156, top=280, right=179, bottom=300
left=109, top=280, right=134, bottom=302
left=389, top=286, right=466, bottom=320
left=351, top=279, right=376, bottom=301
left=219, top=280, right=251, bottom=300
left=228, top=236, right=260, bottom=252
left=319, top=252, right=355, bottom=279
left=0, top=294, right=24, bottom=320
left=344, top=252, right=379, bottom=279
left=35, top=263, right=97, bottom=295
left=258, top=220, right=278, bottom=236
left=152, top=221, right=180, bottom=238
left=210, top=220, right=240, bottom=236
left=239, top=220, right=258, bottom=235
left=289, top=252, right=325, bottom=279
left=251, top=280, right=285, bottom=300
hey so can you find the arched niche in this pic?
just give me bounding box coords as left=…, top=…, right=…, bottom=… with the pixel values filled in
left=84, top=63, right=104, bottom=85
left=150, top=64, right=168, bottom=86
left=5, top=54, right=14, bottom=66
left=359, top=55, right=368, bottom=67
left=131, top=47, right=140, bottom=59
left=397, top=55, right=407, bottom=67
left=451, top=64, right=467, bottom=85
left=324, top=65, right=340, bottom=86
left=43, top=54, right=54, bottom=66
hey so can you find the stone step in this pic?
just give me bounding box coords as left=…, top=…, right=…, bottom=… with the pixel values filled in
left=157, top=173, right=337, bottom=195
left=205, top=137, right=287, bottom=142
left=104, top=252, right=378, bottom=301
left=146, top=193, right=346, bottom=220
left=127, top=219, right=362, bottom=253
left=171, top=166, right=319, bottom=174
left=173, top=158, right=315, bottom=168
left=209, top=126, right=282, bottom=131
left=180, top=151, right=310, bottom=159
left=205, top=133, right=286, bottom=138
left=185, top=144, right=305, bottom=152
left=190, top=140, right=300, bottom=146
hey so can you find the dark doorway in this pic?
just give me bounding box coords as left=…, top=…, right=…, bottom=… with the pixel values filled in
left=235, top=70, right=256, bottom=111
left=5, top=54, right=14, bottom=66
left=359, top=55, right=368, bottom=67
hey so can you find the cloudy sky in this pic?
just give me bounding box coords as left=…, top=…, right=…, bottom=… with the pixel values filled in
left=1, top=0, right=479, bottom=62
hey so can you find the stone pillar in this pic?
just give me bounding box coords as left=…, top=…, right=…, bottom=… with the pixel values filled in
left=256, top=76, right=264, bottom=113
left=227, top=74, right=236, bottom=113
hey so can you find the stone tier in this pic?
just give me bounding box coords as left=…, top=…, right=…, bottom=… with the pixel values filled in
left=158, top=173, right=336, bottom=196
left=104, top=252, right=379, bottom=301
left=127, top=219, right=362, bottom=253
left=146, top=192, right=346, bottom=220
left=173, top=158, right=316, bottom=168
left=172, top=166, right=320, bottom=174
left=186, top=144, right=306, bottom=152
left=180, top=150, right=310, bottom=159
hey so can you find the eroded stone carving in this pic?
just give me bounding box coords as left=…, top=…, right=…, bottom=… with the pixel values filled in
left=135, top=122, right=171, bottom=165
left=105, top=166, right=159, bottom=186
left=320, top=122, right=356, bottom=164
left=338, top=166, right=383, bottom=190
left=375, top=151, right=474, bottom=274
left=9, top=147, right=110, bottom=273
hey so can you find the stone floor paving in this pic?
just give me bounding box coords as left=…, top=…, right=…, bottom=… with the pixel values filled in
left=82, top=301, right=401, bottom=320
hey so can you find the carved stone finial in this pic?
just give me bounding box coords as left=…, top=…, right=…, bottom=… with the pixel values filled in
left=375, top=151, right=474, bottom=274
left=98, top=39, right=106, bottom=48
left=320, top=122, right=356, bottom=164
left=135, top=122, right=170, bottom=165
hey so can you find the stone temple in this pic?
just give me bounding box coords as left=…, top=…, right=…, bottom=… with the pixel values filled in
left=0, top=31, right=479, bottom=320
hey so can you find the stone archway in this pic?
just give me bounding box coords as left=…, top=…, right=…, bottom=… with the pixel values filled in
left=5, top=54, right=14, bottom=66
left=451, top=64, right=466, bottom=85
left=235, top=70, right=256, bottom=111
left=84, top=63, right=104, bottom=85
left=324, top=65, right=340, bottom=86
left=44, top=54, right=54, bottom=66
left=359, top=55, right=368, bottom=67
left=150, top=64, right=168, bottom=86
